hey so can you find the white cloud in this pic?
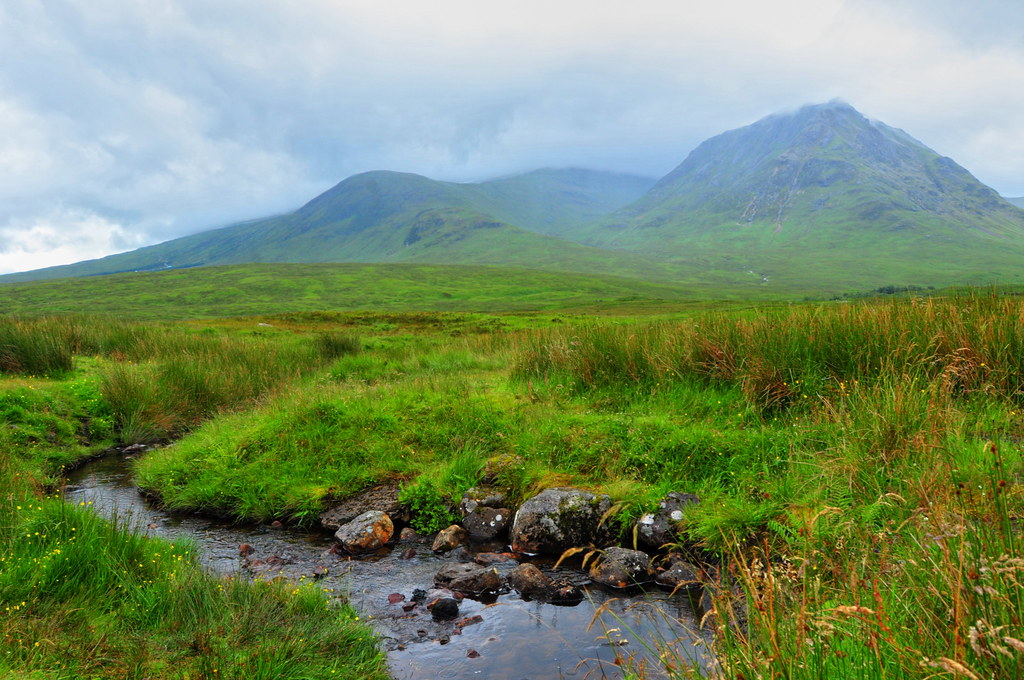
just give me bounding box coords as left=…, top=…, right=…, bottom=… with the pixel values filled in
left=0, top=209, right=147, bottom=274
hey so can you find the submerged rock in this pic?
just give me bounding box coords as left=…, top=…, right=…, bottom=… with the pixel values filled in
left=510, top=487, right=613, bottom=554
left=434, top=562, right=502, bottom=596
left=334, top=511, right=394, bottom=553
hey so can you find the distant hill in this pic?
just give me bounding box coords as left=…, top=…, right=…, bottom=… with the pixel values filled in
left=581, top=101, right=1024, bottom=289
left=0, top=169, right=660, bottom=284
left=1007, top=196, right=1024, bottom=209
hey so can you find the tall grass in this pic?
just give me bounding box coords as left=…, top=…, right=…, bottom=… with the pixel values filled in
left=0, top=317, right=74, bottom=376
left=513, top=292, right=1024, bottom=408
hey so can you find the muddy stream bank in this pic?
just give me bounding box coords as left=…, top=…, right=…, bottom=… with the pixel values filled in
left=65, top=452, right=714, bottom=679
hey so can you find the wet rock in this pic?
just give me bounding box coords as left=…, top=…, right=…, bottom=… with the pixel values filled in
left=507, top=563, right=553, bottom=597
left=388, top=593, right=406, bottom=604
left=655, top=560, right=703, bottom=592
left=510, top=487, right=613, bottom=554
left=270, top=520, right=284, bottom=528
left=320, top=484, right=406, bottom=531
left=411, top=588, right=428, bottom=603
left=589, top=547, right=654, bottom=588
left=334, top=511, right=394, bottom=554
left=456, top=615, right=483, bottom=629
left=462, top=506, right=511, bottom=541
left=447, top=546, right=473, bottom=563
left=547, top=577, right=585, bottom=605
left=400, top=547, right=417, bottom=560
left=239, top=543, right=255, bottom=556
left=431, top=525, right=468, bottom=552
left=399, top=527, right=421, bottom=542
left=467, top=649, right=480, bottom=659
left=474, top=552, right=517, bottom=566
left=636, top=492, right=699, bottom=550
left=459, top=486, right=508, bottom=515
left=434, top=562, right=502, bottom=596
left=428, top=597, right=460, bottom=620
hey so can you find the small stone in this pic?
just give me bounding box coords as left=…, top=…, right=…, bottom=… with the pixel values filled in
left=239, top=543, right=255, bottom=556
left=399, top=527, right=420, bottom=542
left=655, top=560, right=703, bottom=592
left=467, top=649, right=481, bottom=658
left=411, top=588, right=427, bottom=603
left=312, top=565, right=328, bottom=580
left=270, top=520, right=284, bottom=528
left=401, top=547, right=417, bottom=560
left=455, top=615, right=483, bottom=628
left=388, top=592, right=406, bottom=604
left=428, top=597, right=460, bottom=620
left=432, top=525, right=468, bottom=552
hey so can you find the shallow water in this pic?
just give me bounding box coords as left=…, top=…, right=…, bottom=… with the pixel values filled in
left=66, top=453, right=715, bottom=679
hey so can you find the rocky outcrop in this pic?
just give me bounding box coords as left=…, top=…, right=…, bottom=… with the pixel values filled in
left=588, top=547, right=653, bottom=588
left=510, top=487, right=613, bottom=554
left=636, top=492, right=699, bottom=550
left=334, top=511, right=393, bottom=553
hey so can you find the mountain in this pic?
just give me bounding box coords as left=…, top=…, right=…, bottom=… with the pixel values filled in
left=0, top=169, right=659, bottom=284
left=582, top=101, right=1024, bottom=288
left=1007, top=197, right=1024, bottom=209
left=469, top=168, right=655, bottom=239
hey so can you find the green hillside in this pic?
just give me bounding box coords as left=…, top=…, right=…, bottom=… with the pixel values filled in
left=468, top=167, right=655, bottom=239
left=1, top=169, right=656, bottom=284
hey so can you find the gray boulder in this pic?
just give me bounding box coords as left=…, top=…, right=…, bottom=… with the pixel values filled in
left=462, top=506, right=511, bottom=541
left=510, top=487, right=613, bottom=554
left=636, top=492, right=699, bottom=550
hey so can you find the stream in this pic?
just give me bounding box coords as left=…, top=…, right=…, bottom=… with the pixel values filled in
left=65, top=452, right=715, bottom=679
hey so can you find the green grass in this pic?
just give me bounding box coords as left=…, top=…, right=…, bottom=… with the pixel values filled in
left=4, top=290, right=1024, bottom=678
left=0, top=368, right=387, bottom=680
left=0, top=262, right=722, bottom=320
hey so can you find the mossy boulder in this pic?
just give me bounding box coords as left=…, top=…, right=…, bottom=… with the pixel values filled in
left=510, top=487, right=613, bottom=554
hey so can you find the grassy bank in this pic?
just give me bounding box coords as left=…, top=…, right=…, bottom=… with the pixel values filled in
left=0, top=318, right=387, bottom=679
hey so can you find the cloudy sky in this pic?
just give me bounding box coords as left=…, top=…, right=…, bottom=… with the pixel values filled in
left=1, top=0, right=1022, bottom=274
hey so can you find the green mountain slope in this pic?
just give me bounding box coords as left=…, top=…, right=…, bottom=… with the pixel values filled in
left=582, top=101, right=1024, bottom=289
left=467, top=168, right=655, bottom=239
left=1, top=169, right=656, bottom=284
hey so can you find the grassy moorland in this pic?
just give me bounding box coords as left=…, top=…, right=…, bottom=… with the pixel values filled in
left=2, top=290, right=1023, bottom=679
